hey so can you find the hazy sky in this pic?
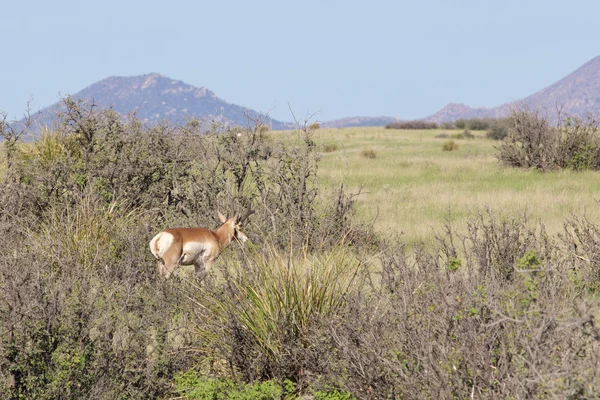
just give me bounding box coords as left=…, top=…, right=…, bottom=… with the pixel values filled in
left=2, top=0, right=599, bottom=123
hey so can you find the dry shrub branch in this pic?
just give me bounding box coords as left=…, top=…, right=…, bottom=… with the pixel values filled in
left=498, top=106, right=600, bottom=171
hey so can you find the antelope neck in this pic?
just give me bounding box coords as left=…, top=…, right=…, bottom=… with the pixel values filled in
left=215, top=223, right=235, bottom=248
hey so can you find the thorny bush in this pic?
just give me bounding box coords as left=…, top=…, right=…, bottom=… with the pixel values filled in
left=498, top=106, right=600, bottom=171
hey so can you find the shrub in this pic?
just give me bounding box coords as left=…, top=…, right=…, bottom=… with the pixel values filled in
left=557, top=116, right=600, bottom=171
left=454, top=117, right=510, bottom=133
left=435, top=132, right=450, bottom=139
left=174, top=373, right=284, bottom=400
left=385, top=120, right=438, bottom=130
left=360, top=148, right=377, bottom=159
left=497, top=107, right=557, bottom=171
left=467, top=118, right=490, bottom=130
left=497, top=107, right=600, bottom=171
left=486, top=119, right=510, bottom=140
left=325, top=210, right=600, bottom=398
left=442, top=140, right=458, bottom=151
left=188, top=245, right=365, bottom=385
left=440, top=122, right=455, bottom=130
left=323, top=143, right=338, bottom=153
left=463, top=129, right=474, bottom=139
left=309, top=122, right=321, bottom=130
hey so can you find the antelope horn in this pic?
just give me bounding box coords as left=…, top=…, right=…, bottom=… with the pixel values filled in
left=238, top=203, right=255, bottom=224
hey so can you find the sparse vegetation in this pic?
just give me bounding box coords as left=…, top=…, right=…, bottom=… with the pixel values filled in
left=323, top=143, right=338, bottom=152
left=485, top=119, right=509, bottom=140
left=385, top=120, right=438, bottom=129
left=360, top=148, right=377, bottom=159
left=259, top=124, right=269, bottom=133
left=442, top=140, right=459, bottom=151
left=455, top=117, right=509, bottom=131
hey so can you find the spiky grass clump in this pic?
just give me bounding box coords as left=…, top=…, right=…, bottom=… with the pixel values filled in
left=189, top=244, right=366, bottom=382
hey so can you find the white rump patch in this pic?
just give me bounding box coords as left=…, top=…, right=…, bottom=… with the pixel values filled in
left=150, top=232, right=175, bottom=259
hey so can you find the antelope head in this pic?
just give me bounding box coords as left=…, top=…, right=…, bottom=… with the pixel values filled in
left=218, top=204, right=254, bottom=244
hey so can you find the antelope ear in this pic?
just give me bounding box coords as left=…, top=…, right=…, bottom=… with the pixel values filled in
left=218, top=211, right=227, bottom=223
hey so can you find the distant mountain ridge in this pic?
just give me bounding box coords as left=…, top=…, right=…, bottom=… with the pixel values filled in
left=30, top=73, right=292, bottom=130
left=424, top=55, right=600, bottom=122
left=19, top=55, right=600, bottom=133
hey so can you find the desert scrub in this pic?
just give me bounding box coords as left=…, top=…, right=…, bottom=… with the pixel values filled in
left=0, top=98, right=363, bottom=398
left=498, top=107, right=600, bottom=171
left=323, top=143, right=338, bottom=152
left=360, top=148, right=376, bottom=159
left=442, top=140, right=459, bottom=151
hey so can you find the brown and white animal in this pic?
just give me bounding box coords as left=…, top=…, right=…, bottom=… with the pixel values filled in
left=149, top=209, right=253, bottom=279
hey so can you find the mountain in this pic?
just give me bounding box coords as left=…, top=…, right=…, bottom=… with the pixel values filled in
left=423, top=103, right=506, bottom=123
left=320, top=116, right=398, bottom=128
left=424, top=55, right=600, bottom=122
left=30, top=73, right=292, bottom=130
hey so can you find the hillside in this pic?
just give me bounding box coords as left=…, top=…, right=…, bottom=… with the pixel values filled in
left=28, top=73, right=292, bottom=130
left=425, top=55, right=600, bottom=122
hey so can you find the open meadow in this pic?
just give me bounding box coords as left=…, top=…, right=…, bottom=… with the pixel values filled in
left=311, top=126, right=600, bottom=243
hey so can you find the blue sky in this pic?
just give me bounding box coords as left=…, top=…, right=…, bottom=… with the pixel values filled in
left=1, top=0, right=599, bottom=123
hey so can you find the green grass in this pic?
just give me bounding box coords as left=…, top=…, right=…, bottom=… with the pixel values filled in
left=301, top=126, right=600, bottom=244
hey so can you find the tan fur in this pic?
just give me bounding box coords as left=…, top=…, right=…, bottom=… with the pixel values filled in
left=149, top=214, right=248, bottom=279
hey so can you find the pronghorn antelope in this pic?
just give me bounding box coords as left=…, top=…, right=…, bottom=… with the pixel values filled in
left=149, top=208, right=253, bottom=279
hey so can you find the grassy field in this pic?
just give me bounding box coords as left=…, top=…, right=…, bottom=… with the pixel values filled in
left=309, top=126, right=600, bottom=243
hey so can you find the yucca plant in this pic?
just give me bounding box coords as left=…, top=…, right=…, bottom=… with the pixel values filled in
left=187, top=243, right=367, bottom=382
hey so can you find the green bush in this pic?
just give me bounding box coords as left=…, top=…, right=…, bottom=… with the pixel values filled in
left=385, top=120, right=438, bottom=129
left=485, top=119, right=509, bottom=140
left=174, top=373, right=284, bottom=400
left=455, top=117, right=509, bottom=133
